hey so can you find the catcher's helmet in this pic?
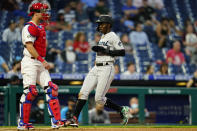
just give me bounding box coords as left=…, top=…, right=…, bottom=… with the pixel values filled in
left=96, top=15, right=113, bottom=25
left=28, top=2, right=50, bottom=25
left=28, top=2, right=45, bottom=16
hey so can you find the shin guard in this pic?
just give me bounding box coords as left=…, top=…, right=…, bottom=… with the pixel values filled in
left=45, top=81, right=61, bottom=124
left=19, top=85, right=38, bottom=125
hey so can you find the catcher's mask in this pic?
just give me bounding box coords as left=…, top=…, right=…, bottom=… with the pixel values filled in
left=28, top=2, right=51, bottom=22
left=96, top=15, right=113, bottom=32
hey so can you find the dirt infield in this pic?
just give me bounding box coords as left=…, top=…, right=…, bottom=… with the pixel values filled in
left=0, top=128, right=197, bottom=131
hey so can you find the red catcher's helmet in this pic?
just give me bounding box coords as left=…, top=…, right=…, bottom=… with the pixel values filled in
left=28, top=2, right=50, bottom=21
left=28, top=2, right=44, bottom=16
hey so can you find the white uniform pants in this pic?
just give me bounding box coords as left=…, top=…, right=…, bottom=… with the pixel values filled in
left=21, top=56, right=51, bottom=87
left=79, top=64, right=115, bottom=105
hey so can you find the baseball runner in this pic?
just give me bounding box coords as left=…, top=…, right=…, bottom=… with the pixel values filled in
left=65, top=15, right=130, bottom=127
left=17, top=2, right=62, bottom=130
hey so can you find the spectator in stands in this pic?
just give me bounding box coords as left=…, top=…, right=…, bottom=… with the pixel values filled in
left=166, top=41, right=185, bottom=65
left=129, top=97, right=149, bottom=117
left=9, top=75, right=20, bottom=85
left=121, top=34, right=133, bottom=54
left=16, top=17, right=25, bottom=33
left=48, top=13, right=72, bottom=31
left=156, top=62, right=168, bottom=75
left=123, top=62, right=138, bottom=75
left=70, top=1, right=77, bottom=11
left=73, top=32, right=90, bottom=53
left=114, top=64, right=120, bottom=75
left=137, top=0, right=155, bottom=23
left=2, top=20, right=21, bottom=44
left=46, top=45, right=60, bottom=64
left=133, top=0, right=164, bottom=10
left=156, top=17, right=170, bottom=48
left=145, top=65, right=154, bottom=75
left=94, top=0, right=109, bottom=18
left=169, top=18, right=182, bottom=39
left=45, top=41, right=59, bottom=72
left=0, top=56, right=9, bottom=73
left=89, top=103, right=110, bottom=124
left=183, top=24, right=197, bottom=64
left=133, top=0, right=143, bottom=8
left=58, top=4, right=76, bottom=25
left=147, top=0, right=164, bottom=10
left=81, top=0, right=98, bottom=8
left=1, top=0, right=19, bottom=11
left=186, top=70, right=197, bottom=88
left=121, top=15, right=135, bottom=32
left=81, top=0, right=99, bottom=22
left=129, top=23, right=149, bottom=45
left=30, top=98, right=45, bottom=124
left=129, top=97, right=139, bottom=116
left=76, top=2, right=89, bottom=25
left=61, top=96, right=81, bottom=122
left=122, top=0, right=138, bottom=22
left=91, top=33, right=101, bottom=46
left=60, top=40, right=76, bottom=64
left=184, top=19, right=193, bottom=28
left=8, top=60, right=21, bottom=76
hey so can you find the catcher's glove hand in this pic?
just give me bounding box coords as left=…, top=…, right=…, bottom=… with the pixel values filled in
left=92, top=46, right=106, bottom=53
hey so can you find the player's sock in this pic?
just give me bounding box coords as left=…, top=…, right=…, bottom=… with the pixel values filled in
left=74, top=99, right=87, bottom=119
left=104, top=98, right=123, bottom=112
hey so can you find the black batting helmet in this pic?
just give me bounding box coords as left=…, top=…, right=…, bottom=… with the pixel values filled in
left=96, top=15, right=113, bottom=25
left=96, top=15, right=113, bottom=31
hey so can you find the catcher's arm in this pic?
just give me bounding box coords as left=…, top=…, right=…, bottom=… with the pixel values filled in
left=25, top=42, right=50, bottom=70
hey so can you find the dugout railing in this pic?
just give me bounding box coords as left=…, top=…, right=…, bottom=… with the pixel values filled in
left=1, top=86, right=197, bottom=126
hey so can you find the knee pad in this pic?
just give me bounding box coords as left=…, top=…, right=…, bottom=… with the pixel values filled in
left=45, top=81, right=61, bottom=124
left=45, top=81, right=58, bottom=99
left=26, top=85, right=38, bottom=101
left=19, top=85, right=37, bottom=124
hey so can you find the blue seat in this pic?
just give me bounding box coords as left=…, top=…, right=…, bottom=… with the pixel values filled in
left=154, top=64, right=161, bottom=72
left=75, top=62, right=89, bottom=73
left=124, top=53, right=135, bottom=63
left=169, top=64, right=184, bottom=75
left=60, top=63, right=73, bottom=73
left=184, top=64, right=196, bottom=75
left=76, top=53, right=89, bottom=61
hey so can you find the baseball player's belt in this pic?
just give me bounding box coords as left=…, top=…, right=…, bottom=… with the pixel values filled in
left=96, top=61, right=114, bottom=66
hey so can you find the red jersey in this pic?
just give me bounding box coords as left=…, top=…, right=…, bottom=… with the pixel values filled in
left=73, top=41, right=89, bottom=53
left=24, top=22, right=46, bottom=57
left=166, top=49, right=185, bottom=65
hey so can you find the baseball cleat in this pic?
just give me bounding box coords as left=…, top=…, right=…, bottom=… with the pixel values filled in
left=17, top=123, right=35, bottom=130
left=65, top=116, right=79, bottom=127
left=51, top=124, right=60, bottom=129
left=121, top=106, right=130, bottom=125
left=51, top=121, right=65, bottom=129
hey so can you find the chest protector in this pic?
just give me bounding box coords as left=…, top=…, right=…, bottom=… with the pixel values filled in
left=26, top=22, right=46, bottom=57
